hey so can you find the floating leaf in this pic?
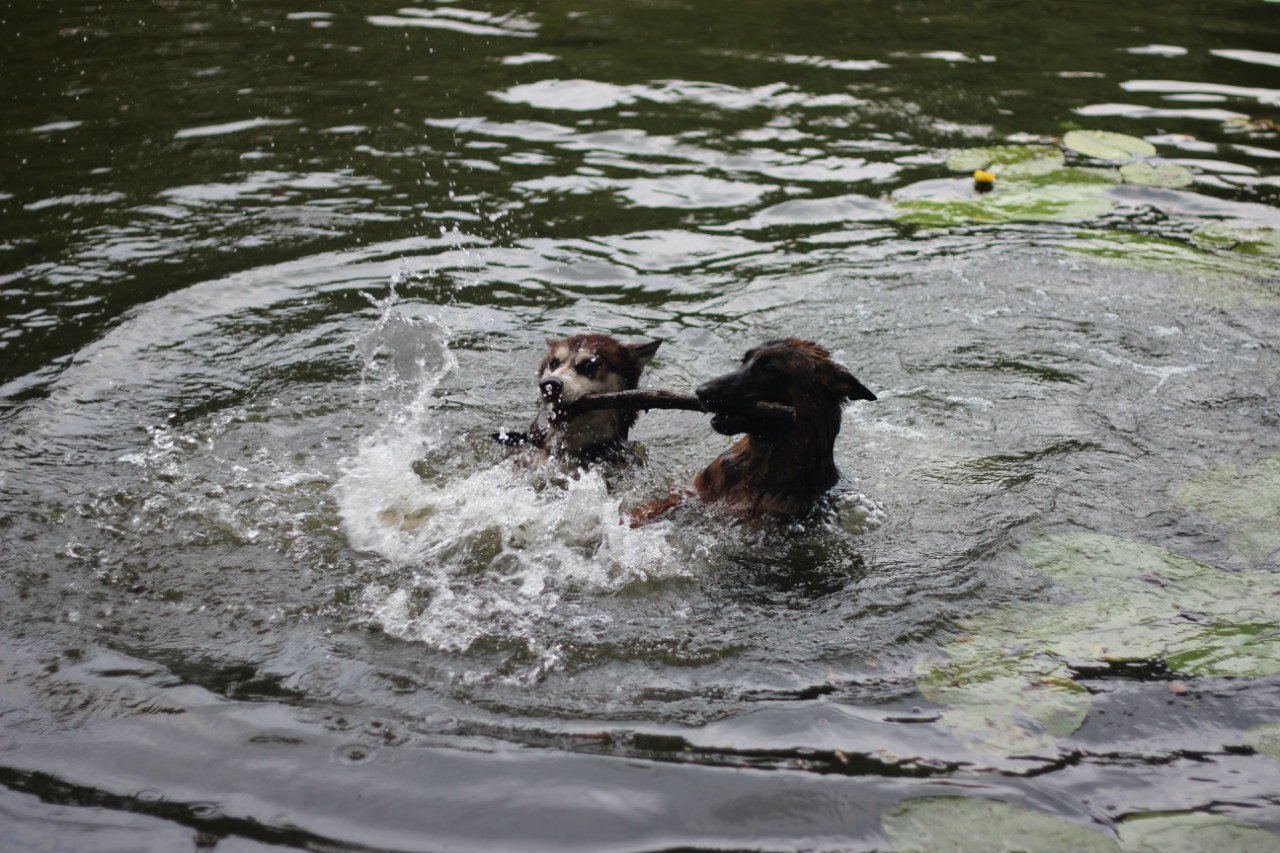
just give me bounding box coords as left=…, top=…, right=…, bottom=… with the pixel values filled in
left=1064, top=129, right=1157, bottom=160
left=1024, top=534, right=1280, bottom=675
left=1244, top=722, right=1280, bottom=761
left=1117, top=811, right=1280, bottom=853
left=1175, top=455, right=1280, bottom=566
left=882, top=796, right=1280, bottom=853
left=918, top=645, right=1091, bottom=754
left=918, top=532, right=1280, bottom=753
left=1027, top=533, right=1280, bottom=621
left=1025, top=532, right=1208, bottom=589
left=894, top=169, right=1116, bottom=227
left=1163, top=624, right=1280, bottom=677
left=1063, top=232, right=1280, bottom=308
left=1191, top=223, right=1280, bottom=257
left=882, top=796, right=1121, bottom=853
left=1119, top=160, right=1195, bottom=188
left=946, top=145, right=1066, bottom=178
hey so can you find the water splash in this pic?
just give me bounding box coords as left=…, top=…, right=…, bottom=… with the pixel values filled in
left=336, top=290, right=693, bottom=664
left=356, top=279, right=458, bottom=423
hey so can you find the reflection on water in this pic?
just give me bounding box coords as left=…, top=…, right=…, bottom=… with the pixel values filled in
left=2, top=0, right=1280, bottom=849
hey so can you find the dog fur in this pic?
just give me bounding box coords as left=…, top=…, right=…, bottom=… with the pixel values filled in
left=497, top=334, right=662, bottom=466
left=635, top=338, right=874, bottom=522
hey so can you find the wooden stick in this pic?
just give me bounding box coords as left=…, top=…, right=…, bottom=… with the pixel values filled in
left=566, top=389, right=794, bottom=422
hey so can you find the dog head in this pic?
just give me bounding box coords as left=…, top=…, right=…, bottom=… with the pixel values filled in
left=695, top=338, right=875, bottom=436
left=535, top=334, right=661, bottom=451
left=538, top=334, right=661, bottom=406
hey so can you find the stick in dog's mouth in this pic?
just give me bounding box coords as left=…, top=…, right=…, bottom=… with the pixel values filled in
left=565, top=389, right=795, bottom=432
left=494, top=390, right=795, bottom=449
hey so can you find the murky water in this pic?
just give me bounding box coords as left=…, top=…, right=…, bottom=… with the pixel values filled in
left=3, top=1, right=1280, bottom=850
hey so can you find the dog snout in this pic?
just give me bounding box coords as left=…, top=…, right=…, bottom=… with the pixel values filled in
left=695, top=378, right=725, bottom=409
left=539, top=377, right=564, bottom=402
left=696, top=371, right=746, bottom=411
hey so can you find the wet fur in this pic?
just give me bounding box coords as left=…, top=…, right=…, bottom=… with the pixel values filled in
left=635, top=339, right=874, bottom=522
left=503, top=334, right=661, bottom=466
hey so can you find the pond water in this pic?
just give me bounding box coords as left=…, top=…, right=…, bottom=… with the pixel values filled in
left=3, top=1, right=1280, bottom=850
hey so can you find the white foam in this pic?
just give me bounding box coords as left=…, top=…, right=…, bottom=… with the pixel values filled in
left=344, top=462, right=688, bottom=651
left=336, top=297, right=691, bottom=659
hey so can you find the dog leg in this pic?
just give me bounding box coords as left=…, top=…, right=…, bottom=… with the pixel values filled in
left=629, top=488, right=695, bottom=527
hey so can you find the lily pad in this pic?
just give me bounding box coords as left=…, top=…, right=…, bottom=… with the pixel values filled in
left=918, top=604, right=1098, bottom=754
left=882, top=796, right=1121, bottom=853
left=1163, top=624, right=1280, bottom=677
left=1191, top=223, right=1280, bottom=257
left=881, top=798, right=1280, bottom=853
left=1119, top=160, right=1195, bottom=188
left=894, top=169, right=1117, bottom=227
left=1024, top=532, right=1258, bottom=601
left=1064, top=232, right=1280, bottom=308
left=918, top=644, right=1091, bottom=754
left=946, top=145, right=1066, bottom=178
left=1024, top=534, right=1280, bottom=674
left=1175, top=455, right=1280, bottom=565
left=1064, top=129, right=1157, bottom=160
left=918, top=532, right=1280, bottom=753
left=1117, top=811, right=1280, bottom=853
left=1244, top=721, right=1280, bottom=761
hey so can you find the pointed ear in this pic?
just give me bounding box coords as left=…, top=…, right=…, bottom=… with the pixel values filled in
left=627, top=339, right=662, bottom=369
left=546, top=338, right=560, bottom=349
left=827, top=365, right=877, bottom=402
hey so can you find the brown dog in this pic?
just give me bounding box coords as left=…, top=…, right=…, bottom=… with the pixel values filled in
left=495, top=334, right=662, bottom=466
left=635, top=338, right=875, bottom=521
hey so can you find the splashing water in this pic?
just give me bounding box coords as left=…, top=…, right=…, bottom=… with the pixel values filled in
left=337, top=290, right=695, bottom=663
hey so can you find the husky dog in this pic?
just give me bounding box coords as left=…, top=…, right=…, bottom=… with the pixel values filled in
left=634, top=338, right=875, bottom=522
left=496, top=334, right=662, bottom=466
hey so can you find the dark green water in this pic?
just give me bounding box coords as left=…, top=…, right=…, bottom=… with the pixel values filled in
left=3, top=1, right=1280, bottom=850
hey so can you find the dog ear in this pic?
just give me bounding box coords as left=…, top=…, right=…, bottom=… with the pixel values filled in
left=826, top=364, right=877, bottom=402
left=626, top=339, right=662, bottom=369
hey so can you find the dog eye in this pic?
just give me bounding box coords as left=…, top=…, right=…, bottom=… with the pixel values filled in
left=547, top=358, right=561, bottom=370
left=576, top=357, right=601, bottom=377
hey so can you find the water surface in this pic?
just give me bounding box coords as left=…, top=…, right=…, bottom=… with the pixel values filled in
left=3, top=1, right=1280, bottom=850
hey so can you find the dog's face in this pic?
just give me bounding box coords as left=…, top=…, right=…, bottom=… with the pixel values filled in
left=695, top=338, right=875, bottom=436
left=535, top=334, right=661, bottom=452
left=538, top=334, right=660, bottom=407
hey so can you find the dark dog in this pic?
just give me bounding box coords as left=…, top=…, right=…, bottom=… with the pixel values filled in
left=635, top=338, right=875, bottom=521
left=496, top=334, right=662, bottom=466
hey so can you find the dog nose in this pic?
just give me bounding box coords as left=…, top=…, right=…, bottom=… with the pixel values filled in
left=540, top=377, right=563, bottom=401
